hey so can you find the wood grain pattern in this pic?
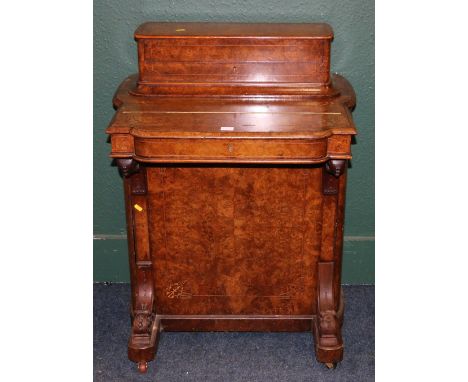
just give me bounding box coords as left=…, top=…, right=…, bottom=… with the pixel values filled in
left=134, top=22, right=334, bottom=38
left=146, top=166, right=321, bottom=316
left=107, top=74, right=356, bottom=163
left=134, top=22, right=332, bottom=96
left=107, top=22, right=357, bottom=373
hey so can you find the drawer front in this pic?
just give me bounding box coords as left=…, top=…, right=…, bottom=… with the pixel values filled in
left=133, top=137, right=328, bottom=163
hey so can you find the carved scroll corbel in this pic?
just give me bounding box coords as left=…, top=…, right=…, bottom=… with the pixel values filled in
left=325, top=159, right=346, bottom=178
left=131, top=265, right=155, bottom=334
left=115, top=158, right=140, bottom=178
left=128, top=259, right=159, bottom=372
left=323, top=159, right=347, bottom=195
left=128, top=247, right=159, bottom=372
left=313, top=261, right=344, bottom=364
left=115, top=158, right=147, bottom=195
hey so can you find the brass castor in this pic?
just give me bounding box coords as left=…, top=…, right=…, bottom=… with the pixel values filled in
left=325, top=362, right=337, bottom=369
left=137, top=361, right=148, bottom=373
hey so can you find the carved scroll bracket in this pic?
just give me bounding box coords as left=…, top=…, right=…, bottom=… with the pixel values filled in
left=323, top=159, right=347, bottom=195
left=128, top=260, right=159, bottom=370
left=313, top=261, right=344, bottom=364
left=115, top=158, right=140, bottom=178
left=325, top=159, right=346, bottom=178
left=116, top=158, right=147, bottom=195
left=131, top=264, right=154, bottom=332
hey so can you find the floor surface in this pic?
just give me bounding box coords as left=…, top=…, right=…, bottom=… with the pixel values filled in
left=94, top=284, right=374, bottom=381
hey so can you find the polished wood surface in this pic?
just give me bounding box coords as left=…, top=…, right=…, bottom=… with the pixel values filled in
left=108, top=74, right=355, bottom=163
left=133, top=22, right=334, bottom=96
left=135, top=22, right=334, bottom=38
left=106, top=22, right=357, bottom=373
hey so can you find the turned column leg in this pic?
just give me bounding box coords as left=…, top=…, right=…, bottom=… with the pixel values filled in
left=313, top=159, right=347, bottom=368
left=116, top=159, right=160, bottom=373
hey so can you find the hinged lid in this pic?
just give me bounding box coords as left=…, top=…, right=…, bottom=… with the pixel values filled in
left=135, top=22, right=333, bottom=39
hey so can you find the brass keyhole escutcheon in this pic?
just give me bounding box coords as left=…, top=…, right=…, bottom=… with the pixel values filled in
left=227, top=143, right=234, bottom=153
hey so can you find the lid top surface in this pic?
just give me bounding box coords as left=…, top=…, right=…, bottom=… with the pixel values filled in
left=108, top=97, right=355, bottom=137
left=135, top=22, right=333, bottom=39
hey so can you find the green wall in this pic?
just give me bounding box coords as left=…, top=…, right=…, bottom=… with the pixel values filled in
left=94, top=0, right=374, bottom=284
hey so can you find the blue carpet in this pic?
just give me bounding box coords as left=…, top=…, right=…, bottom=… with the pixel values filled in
left=94, top=284, right=374, bottom=381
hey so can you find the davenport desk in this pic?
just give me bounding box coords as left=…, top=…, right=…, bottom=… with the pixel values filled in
left=106, top=22, right=357, bottom=373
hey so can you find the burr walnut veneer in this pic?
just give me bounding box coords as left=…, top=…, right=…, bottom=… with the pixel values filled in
left=106, top=22, right=357, bottom=373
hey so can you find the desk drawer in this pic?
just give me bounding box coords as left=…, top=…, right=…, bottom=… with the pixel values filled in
left=133, top=137, right=328, bottom=163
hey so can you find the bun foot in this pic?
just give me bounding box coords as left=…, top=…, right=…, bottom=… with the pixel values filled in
left=137, top=361, right=148, bottom=373
left=128, top=317, right=160, bottom=374
left=325, top=362, right=336, bottom=369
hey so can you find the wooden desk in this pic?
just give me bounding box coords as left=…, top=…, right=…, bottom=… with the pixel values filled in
left=106, top=22, right=357, bottom=373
